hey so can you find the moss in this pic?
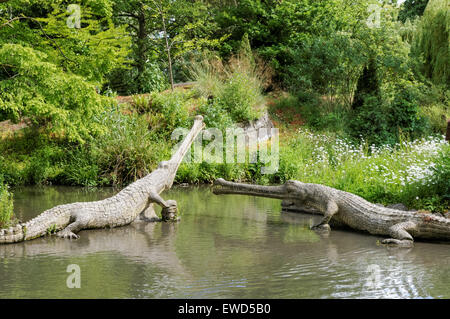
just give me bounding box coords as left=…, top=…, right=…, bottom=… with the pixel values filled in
left=46, top=224, right=58, bottom=235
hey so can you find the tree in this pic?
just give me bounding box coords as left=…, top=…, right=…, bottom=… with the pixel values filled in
left=352, top=57, right=381, bottom=110
left=112, top=0, right=222, bottom=94
left=0, top=0, right=130, bottom=142
left=413, top=0, right=449, bottom=85
left=398, top=0, right=429, bottom=23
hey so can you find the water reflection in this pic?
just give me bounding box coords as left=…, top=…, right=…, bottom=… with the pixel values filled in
left=0, top=186, right=448, bottom=298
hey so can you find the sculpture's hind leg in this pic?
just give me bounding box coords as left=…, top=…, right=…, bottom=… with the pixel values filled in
left=57, top=212, right=90, bottom=240
left=381, top=221, right=416, bottom=247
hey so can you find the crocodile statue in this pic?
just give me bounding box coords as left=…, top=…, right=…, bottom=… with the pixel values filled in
left=0, top=115, right=204, bottom=244
left=212, top=178, right=450, bottom=247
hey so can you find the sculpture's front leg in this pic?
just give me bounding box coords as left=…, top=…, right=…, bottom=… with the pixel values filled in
left=310, top=201, right=338, bottom=233
left=148, top=192, right=179, bottom=222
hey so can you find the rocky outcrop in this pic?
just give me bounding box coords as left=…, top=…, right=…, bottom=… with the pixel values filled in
left=236, top=111, right=276, bottom=143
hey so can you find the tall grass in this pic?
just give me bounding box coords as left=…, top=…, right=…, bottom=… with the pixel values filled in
left=189, top=46, right=272, bottom=125
left=89, top=107, right=173, bottom=186
left=0, top=181, right=14, bottom=228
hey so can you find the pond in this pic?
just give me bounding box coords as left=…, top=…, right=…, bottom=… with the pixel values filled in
left=0, top=186, right=449, bottom=298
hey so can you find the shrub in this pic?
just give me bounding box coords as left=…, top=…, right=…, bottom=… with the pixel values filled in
left=61, top=147, right=102, bottom=187
left=352, top=57, right=381, bottom=110
left=349, top=81, right=430, bottom=146
left=216, top=71, right=263, bottom=123
left=349, top=95, right=395, bottom=146
left=91, top=108, right=172, bottom=186
left=25, top=144, right=66, bottom=185
left=147, top=91, right=191, bottom=137
left=190, top=38, right=270, bottom=124
left=286, top=33, right=363, bottom=108
left=388, top=82, right=429, bottom=138
left=131, top=95, right=152, bottom=114
left=0, top=180, right=14, bottom=228
left=413, top=0, right=449, bottom=85
left=418, top=84, right=450, bottom=134
left=197, top=99, right=233, bottom=130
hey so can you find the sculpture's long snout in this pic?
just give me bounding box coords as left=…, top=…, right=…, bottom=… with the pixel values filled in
left=212, top=179, right=286, bottom=199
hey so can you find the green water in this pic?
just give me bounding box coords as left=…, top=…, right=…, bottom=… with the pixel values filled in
left=0, top=186, right=449, bottom=298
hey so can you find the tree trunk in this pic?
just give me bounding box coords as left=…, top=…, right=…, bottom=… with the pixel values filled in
left=446, top=119, right=450, bottom=143
left=160, top=12, right=174, bottom=91
left=136, top=11, right=147, bottom=91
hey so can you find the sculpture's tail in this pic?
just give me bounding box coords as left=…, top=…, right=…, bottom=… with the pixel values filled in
left=1, top=207, right=70, bottom=244
left=0, top=223, right=25, bottom=244
left=212, top=178, right=286, bottom=199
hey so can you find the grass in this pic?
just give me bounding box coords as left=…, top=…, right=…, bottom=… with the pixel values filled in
left=189, top=49, right=271, bottom=126
left=0, top=181, right=14, bottom=228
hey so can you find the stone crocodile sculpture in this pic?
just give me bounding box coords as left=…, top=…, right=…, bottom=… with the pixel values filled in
left=212, top=178, right=450, bottom=247
left=0, top=115, right=204, bottom=244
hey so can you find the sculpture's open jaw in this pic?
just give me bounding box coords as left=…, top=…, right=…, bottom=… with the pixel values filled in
left=162, top=212, right=179, bottom=222
left=161, top=200, right=179, bottom=222
left=212, top=178, right=286, bottom=199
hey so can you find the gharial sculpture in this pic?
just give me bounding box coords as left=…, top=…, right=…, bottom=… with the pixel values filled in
left=212, top=178, right=450, bottom=247
left=0, top=115, right=204, bottom=244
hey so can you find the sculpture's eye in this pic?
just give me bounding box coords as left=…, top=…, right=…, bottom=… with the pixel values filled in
left=158, top=161, right=169, bottom=169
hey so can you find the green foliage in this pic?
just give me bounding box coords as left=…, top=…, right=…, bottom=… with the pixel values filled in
left=90, top=107, right=173, bottom=185
left=349, top=81, right=429, bottom=146
left=108, top=61, right=168, bottom=95
left=0, top=44, right=111, bottom=143
left=352, top=57, right=381, bottom=110
left=388, top=81, right=429, bottom=136
left=111, top=0, right=222, bottom=93
left=398, top=0, right=429, bottom=23
left=430, top=145, right=450, bottom=204
left=0, top=129, right=66, bottom=185
left=191, top=39, right=267, bottom=125
left=216, top=71, right=263, bottom=123
left=131, top=95, right=152, bottom=114
left=197, top=98, right=233, bottom=130
left=412, top=0, right=449, bottom=85
left=0, top=179, right=14, bottom=229
left=0, top=0, right=131, bottom=143
left=286, top=33, right=364, bottom=107
left=146, top=91, right=191, bottom=137
left=349, top=95, right=395, bottom=145
left=61, top=146, right=102, bottom=187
